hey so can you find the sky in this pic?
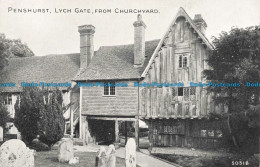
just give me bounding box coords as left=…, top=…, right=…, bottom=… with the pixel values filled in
left=0, top=0, right=259, bottom=56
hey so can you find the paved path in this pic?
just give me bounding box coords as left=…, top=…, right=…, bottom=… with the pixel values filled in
left=74, top=145, right=177, bottom=167
left=115, top=147, right=176, bottom=167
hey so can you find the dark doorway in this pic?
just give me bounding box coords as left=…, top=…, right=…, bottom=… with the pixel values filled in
left=89, top=119, right=115, bottom=145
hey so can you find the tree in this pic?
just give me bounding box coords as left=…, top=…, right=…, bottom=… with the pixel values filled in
left=14, top=87, right=44, bottom=144
left=14, top=87, right=65, bottom=146
left=38, top=88, right=65, bottom=147
left=0, top=33, right=34, bottom=70
left=0, top=96, right=10, bottom=133
left=204, top=26, right=260, bottom=152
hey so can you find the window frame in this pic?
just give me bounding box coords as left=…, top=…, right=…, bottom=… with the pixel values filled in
left=178, top=54, right=189, bottom=68
left=103, top=81, right=116, bottom=96
left=3, top=94, right=12, bottom=105
left=172, top=87, right=196, bottom=101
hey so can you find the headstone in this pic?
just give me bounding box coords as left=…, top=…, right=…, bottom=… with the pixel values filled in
left=125, top=138, right=136, bottom=167
left=96, top=145, right=116, bottom=167
left=69, top=157, right=79, bottom=165
left=58, top=139, right=74, bottom=163
left=0, top=139, right=34, bottom=167
left=106, top=144, right=116, bottom=167
left=96, top=146, right=107, bottom=167
left=0, top=127, right=3, bottom=142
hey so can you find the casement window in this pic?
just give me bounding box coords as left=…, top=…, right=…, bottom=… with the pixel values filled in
left=178, top=54, right=188, bottom=68
left=172, top=87, right=196, bottom=101
left=200, top=130, right=223, bottom=138
left=104, top=82, right=115, bottom=96
left=3, top=94, right=12, bottom=105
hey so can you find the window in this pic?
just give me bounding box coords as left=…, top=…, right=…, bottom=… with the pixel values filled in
left=178, top=54, right=189, bottom=68
left=172, top=87, right=196, bottom=101
left=3, top=94, right=12, bottom=105
left=178, top=55, right=182, bottom=68
left=104, top=82, right=115, bottom=96
left=178, top=87, right=183, bottom=96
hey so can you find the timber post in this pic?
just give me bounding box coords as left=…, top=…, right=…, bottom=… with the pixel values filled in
left=79, top=86, right=83, bottom=139
left=115, top=118, right=119, bottom=143
left=70, top=108, right=74, bottom=137
left=135, top=116, right=139, bottom=149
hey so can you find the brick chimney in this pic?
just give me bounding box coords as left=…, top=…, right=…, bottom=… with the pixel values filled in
left=133, top=14, right=146, bottom=67
left=193, top=14, right=207, bottom=35
left=78, top=25, right=95, bottom=69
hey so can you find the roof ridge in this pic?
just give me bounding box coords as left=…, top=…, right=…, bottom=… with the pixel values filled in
left=8, top=53, right=80, bottom=60
left=99, top=39, right=160, bottom=48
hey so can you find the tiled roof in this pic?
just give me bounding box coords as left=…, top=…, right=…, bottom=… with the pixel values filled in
left=0, top=53, right=80, bottom=92
left=74, top=39, right=160, bottom=81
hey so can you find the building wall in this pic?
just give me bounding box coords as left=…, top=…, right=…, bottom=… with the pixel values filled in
left=148, top=119, right=225, bottom=149
left=81, top=81, right=138, bottom=116
left=140, top=16, right=217, bottom=119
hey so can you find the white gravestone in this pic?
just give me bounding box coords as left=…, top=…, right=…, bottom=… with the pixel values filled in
left=96, top=146, right=107, bottom=167
left=58, top=139, right=74, bottom=163
left=69, top=157, right=79, bottom=165
left=96, top=145, right=116, bottom=167
left=0, top=126, right=3, bottom=142
left=0, top=139, right=34, bottom=167
left=125, top=138, right=136, bottom=167
left=106, top=144, right=116, bottom=167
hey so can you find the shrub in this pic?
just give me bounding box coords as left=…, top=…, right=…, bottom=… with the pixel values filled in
left=0, top=95, right=10, bottom=132
left=14, top=87, right=44, bottom=144
left=38, top=88, right=65, bottom=147
left=14, top=87, right=65, bottom=146
left=30, top=139, right=50, bottom=151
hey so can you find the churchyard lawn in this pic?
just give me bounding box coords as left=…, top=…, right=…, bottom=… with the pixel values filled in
left=35, top=150, right=127, bottom=167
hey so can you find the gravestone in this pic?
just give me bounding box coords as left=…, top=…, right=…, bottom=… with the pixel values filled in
left=106, top=144, right=116, bottom=167
left=58, top=139, right=74, bottom=163
left=125, top=138, right=136, bottom=167
left=0, top=126, right=3, bottom=142
left=96, top=146, right=106, bottom=167
left=0, top=139, right=34, bottom=167
left=96, top=145, right=116, bottom=167
left=69, top=157, right=79, bottom=165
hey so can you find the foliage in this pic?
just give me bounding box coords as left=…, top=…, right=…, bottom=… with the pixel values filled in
left=0, top=33, right=34, bottom=70
left=204, top=26, right=260, bottom=153
left=30, top=139, right=50, bottom=151
left=0, top=95, right=10, bottom=132
left=14, top=87, right=65, bottom=146
left=38, top=88, right=65, bottom=146
left=14, top=87, right=45, bottom=144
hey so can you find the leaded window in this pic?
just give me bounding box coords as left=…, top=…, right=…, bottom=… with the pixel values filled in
left=178, top=54, right=189, bottom=68
left=172, top=87, right=196, bottom=101
left=104, top=82, right=115, bottom=96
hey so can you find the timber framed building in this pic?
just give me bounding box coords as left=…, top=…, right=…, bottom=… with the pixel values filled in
left=1, top=7, right=224, bottom=149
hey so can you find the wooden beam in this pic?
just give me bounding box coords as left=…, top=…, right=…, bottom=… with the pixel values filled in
left=79, top=86, right=83, bottom=139
left=70, top=106, right=74, bottom=137
left=115, top=118, right=119, bottom=143
left=87, top=116, right=136, bottom=121
left=125, top=121, right=128, bottom=145
left=81, top=116, right=87, bottom=145
left=135, top=116, right=139, bottom=149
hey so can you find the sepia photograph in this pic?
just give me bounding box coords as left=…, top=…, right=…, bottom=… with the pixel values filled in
left=0, top=0, right=259, bottom=166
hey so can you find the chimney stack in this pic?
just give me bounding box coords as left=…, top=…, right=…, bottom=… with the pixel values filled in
left=133, top=14, right=146, bottom=67
left=78, top=25, right=95, bottom=69
left=193, top=14, right=207, bottom=35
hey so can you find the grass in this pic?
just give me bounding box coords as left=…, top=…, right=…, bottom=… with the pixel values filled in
left=153, top=153, right=260, bottom=167
left=35, top=150, right=126, bottom=167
